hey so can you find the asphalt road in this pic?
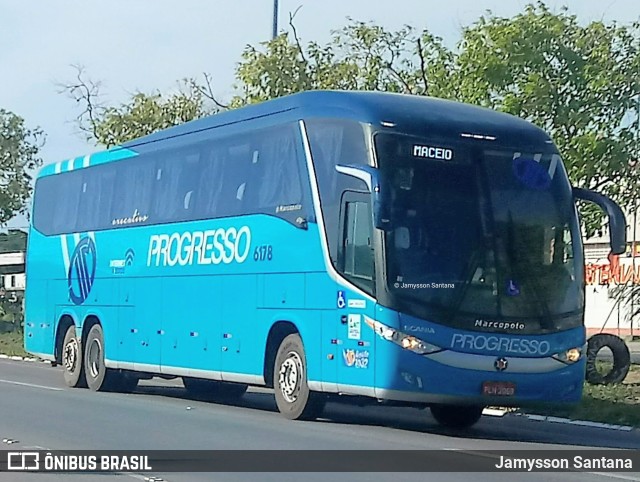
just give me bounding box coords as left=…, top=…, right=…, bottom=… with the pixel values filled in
left=1, top=358, right=639, bottom=482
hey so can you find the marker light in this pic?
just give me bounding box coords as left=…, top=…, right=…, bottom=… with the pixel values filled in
left=552, top=347, right=583, bottom=364
left=364, top=317, right=442, bottom=355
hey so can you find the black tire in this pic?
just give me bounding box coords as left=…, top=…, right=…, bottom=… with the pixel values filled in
left=183, top=378, right=248, bottom=401
left=84, top=324, right=111, bottom=391
left=61, top=325, right=86, bottom=388
left=430, top=404, right=484, bottom=429
left=273, top=333, right=324, bottom=420
left=585, top=334, right=631, bottom=385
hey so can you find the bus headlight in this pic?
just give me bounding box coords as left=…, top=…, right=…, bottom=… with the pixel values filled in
left=364, top=317, right=442, bottom=355
left=399, top=335, right=442, bottom=355
left=552, top=347, right=583, bottom=364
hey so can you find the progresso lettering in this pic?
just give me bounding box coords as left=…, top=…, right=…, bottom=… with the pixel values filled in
left=451, top=333, right=551, bottom=356
left=147, top=227, right=251, bottom=267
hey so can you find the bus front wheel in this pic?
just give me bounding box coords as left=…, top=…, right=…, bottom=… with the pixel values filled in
left=61, top=325, right=86, bottom=388
left=430, top=404, right=484, bottom=429
left=273, top=334, right=324, bottom=420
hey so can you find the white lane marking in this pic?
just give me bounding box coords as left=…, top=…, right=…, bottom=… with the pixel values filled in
left=0, top=379, right=63, bottom=391
left=591, top=473, right=640, bottom=482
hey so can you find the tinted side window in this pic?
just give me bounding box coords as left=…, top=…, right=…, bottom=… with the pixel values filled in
left=306, top=119, right=370, bottom=267
left=33, top=123, right=309, bottom=235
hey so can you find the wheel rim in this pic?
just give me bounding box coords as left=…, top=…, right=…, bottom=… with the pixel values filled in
left=63, top=338, right=78, bottom=373
left=87, top=337, right=103, bottom=379
left=278, top=351, right=303, bottom=403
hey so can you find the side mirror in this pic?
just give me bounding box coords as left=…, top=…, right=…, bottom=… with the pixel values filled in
left=572, top=187, right=626, bottom=255
left=335, top=164, right=391, bottom=230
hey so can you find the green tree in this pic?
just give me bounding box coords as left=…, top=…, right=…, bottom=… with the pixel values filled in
left=0, top=111, right=43, bottom=223
left=65, top=4, right=640, bottom=234
left=62, top=67, right=224, bottom=147
left=234, top=16, right=453, bottom=105
left=455, top=3, right=640, bottom=233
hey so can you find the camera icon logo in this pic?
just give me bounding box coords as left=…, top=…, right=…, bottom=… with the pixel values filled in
left=7, top=452, right=40, bottom=471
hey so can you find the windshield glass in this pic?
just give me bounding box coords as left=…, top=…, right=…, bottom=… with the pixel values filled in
left=376, top=133, right=584, bottom=333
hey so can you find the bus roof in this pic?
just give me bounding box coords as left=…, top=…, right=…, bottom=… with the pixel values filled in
left=123, top=90, right=550, bottom=149
left=39, top=91, right=552, bottom=178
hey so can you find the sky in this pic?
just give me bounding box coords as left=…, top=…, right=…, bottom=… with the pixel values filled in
left=0, top=0, right=639, bottom=228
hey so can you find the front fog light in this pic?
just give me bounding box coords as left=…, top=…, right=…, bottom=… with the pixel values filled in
left=552, top=347, right=583, bottom=364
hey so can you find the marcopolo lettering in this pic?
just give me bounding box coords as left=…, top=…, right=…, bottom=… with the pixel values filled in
left=412, top=144, right=453, bottom=161
left=450, top=333, right=551, bottom=356
left=147, top=226, right=251, bottom=267
left=474, top=319, right=526, bottom=331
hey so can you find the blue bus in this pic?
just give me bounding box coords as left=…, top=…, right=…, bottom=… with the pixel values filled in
left=24, top=91, right=625, bottom=428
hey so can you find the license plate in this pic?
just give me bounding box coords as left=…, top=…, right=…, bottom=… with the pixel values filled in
left=482, top=381, right=516, bottom=396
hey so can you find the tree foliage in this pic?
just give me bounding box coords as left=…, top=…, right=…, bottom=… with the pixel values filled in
left=62, top=67, right=224, bottom=148
left=0, top=110, right=43, bottom=224
left=64, top=3, right=640, bottom=233
left=455, top=3, right=640, bottom=231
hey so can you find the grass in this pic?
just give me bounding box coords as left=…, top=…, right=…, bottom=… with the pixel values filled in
left=0, top=330, right=29, bottom=357
left=523, top=364, right=640, bottom=428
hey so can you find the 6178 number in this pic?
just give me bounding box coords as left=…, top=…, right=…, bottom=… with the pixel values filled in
left=253, top=245, right=273, bottom=261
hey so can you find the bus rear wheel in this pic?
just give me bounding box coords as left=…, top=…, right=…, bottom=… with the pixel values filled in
left=183, top=378, right=248, bottom=400
left=273, top=334, right=324, bottom=420
left=430, top=404, right=483, bottom=429
left=84, top=324, right=116, bottom=392
left=61, top=325, right=86, bottom=388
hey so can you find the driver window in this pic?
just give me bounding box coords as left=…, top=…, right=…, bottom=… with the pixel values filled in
left=341, top=200, right=375, bottom=294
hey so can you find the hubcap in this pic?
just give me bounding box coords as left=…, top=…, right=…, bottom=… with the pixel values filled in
left=87, top=338, right=102, bottom=379
left=63, top=338, right=78, bottom=373
left=279, top=351, right=303, bottom=403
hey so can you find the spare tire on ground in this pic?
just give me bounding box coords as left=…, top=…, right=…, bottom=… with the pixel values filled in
left=585, top=333, right=631, bottom=385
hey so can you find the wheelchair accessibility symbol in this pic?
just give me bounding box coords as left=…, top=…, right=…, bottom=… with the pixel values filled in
left=337, top=290, right=346, bottom=309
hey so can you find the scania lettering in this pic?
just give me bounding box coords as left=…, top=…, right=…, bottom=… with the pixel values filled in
left=25, top=91, right=626, bottom=429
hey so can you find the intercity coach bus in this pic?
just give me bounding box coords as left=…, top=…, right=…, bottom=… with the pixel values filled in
left=24, top=91, right=625, bottom=428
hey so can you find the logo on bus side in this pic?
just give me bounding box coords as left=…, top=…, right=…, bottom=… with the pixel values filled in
left=68, top=236, right=97, bottom=305
left=147, top=226, right=251, bottom=267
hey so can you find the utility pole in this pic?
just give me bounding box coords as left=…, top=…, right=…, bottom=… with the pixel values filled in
left=634, top=94, right=640, bottom=339
left=272, top=0, right=279, bottom=39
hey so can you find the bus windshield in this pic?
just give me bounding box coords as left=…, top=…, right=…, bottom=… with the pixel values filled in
left=375, top=132, right=584, bottom=333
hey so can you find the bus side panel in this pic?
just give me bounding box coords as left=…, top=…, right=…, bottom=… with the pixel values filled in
left=162, top=275, right=222, bottom=373
left=23, top=278, right=51, bottom=356
left=220, top=274, right=260, bottom=378
left=132, top=277, right=161, bottom=370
